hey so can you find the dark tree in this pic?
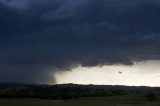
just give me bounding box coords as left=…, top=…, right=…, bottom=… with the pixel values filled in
left=145, top=92, right=157, bottom=101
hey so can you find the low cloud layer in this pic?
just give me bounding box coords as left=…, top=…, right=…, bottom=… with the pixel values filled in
left=0, top=0, right=160, bottom=83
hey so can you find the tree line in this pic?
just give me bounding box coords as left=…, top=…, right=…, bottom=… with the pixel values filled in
left=0, top=83, right=159, bottom=100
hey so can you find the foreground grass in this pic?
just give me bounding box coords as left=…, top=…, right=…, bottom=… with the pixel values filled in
left=0, top=94, right=160, bottom=106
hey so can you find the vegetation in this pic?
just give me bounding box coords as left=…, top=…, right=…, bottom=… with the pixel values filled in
left=0, top=94, right=160, bottom=106
left=145, top=92, right=157, bottom=101
left=0, top=83, right=159, bottom=106
left=0, top=83, right=159, bottom=101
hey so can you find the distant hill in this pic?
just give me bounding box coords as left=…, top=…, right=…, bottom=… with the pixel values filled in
left=0, top=83, right=159, bottom=100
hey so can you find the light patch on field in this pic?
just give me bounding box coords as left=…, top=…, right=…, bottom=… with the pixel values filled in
left=54, top=61, right=160, bottom=87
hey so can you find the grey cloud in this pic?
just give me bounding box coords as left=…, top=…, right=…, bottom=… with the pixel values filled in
left=0, top=0, right=160, bottom=83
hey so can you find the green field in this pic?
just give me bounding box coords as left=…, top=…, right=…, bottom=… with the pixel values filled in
left=0, top=94, right=160, bottom=106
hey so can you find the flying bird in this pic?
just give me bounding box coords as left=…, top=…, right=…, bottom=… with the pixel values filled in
left=118, top=71, right=123, bottom=74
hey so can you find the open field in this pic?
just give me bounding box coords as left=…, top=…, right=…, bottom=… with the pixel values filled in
left=0, top=94, right=160, bottom=106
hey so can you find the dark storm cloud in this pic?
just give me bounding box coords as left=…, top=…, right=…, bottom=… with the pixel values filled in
left=0, top=0, right=160, bottom=83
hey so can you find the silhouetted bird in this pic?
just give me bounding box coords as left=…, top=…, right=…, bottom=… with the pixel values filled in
left=118, top=71, right=123, bottom=74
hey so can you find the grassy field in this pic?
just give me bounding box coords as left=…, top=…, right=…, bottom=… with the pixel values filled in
left=0, top=94, right=160, bottom=106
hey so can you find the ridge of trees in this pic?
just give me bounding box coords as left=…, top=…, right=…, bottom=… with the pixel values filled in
left=0, top=83, right=159, bottom=100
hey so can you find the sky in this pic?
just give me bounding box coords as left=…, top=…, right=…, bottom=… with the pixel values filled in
left=55, top=61, right=160, bottom=87
left=0, top=0, right=160, bottom=86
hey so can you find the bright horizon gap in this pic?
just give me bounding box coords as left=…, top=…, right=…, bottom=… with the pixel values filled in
left=54, top=83, right=159, bottom=88
left=54, top=60, right=160, bottom=87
